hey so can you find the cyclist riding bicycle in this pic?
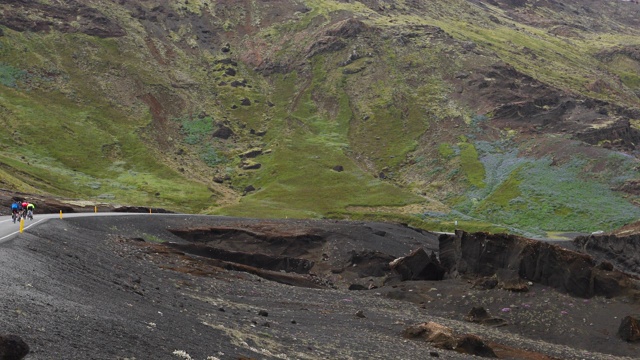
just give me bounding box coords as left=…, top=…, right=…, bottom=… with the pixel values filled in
left=11, top=201, right=20, bottom=223
left=21, top=201, right=28, bottom=220
left=26, top=202, right=35, bottom=220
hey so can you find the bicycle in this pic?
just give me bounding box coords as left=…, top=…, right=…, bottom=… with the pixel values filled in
left=12, top=210, right=19, bottom=223
left=26, top=209, right=33, bottom=220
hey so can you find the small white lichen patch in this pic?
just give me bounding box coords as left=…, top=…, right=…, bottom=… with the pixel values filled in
left=172, top=350, right=193, bottom=359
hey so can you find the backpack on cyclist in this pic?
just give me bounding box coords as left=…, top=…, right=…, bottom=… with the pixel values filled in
left=11, top=202, right=19, bottom=211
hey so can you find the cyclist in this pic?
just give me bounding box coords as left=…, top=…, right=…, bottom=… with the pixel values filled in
left=26, top=202, right=35, bottom=220
left=21, top=201, right=28, bottom=220
left=11, top=201, right=20, bottom=223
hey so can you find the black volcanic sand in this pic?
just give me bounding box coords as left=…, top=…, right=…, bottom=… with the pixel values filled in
left=0, top=215, right=638, bottom=359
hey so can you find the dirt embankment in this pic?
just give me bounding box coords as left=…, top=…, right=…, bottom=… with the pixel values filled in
left=3, top=215, right=640, bottom=359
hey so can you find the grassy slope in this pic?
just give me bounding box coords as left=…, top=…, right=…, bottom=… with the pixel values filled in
left=0, top=30, right=215, bottom=212
left=323, top=0, right=640, bottom=234
left=219, top=59, right=423, bottom=218
left=1, top=0, right=640, bottom=235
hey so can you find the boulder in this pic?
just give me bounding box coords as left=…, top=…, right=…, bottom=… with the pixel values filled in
left=212, top=125, right=234, bottom=139
left=496, top=269, right=529, bottom=292
left=472, top=277, right=498, bottom=290
left=465, top=307, right=507, bottom=327
left=465, top=306, right=490, bottom=322
left=390, top=248, right=445, bottom=281
left=618, top=315, right=640, bottom=342
left=403, top=322, right=457, bottom=349
left=403, top=322, right=497, bottom=358
left=241, top=161, right=261, bottom=170
left=455, top=334, right=497, bottom=358
left=239, top=148, right=263, bottom=159
left=0, top=334, right=29, bottom=360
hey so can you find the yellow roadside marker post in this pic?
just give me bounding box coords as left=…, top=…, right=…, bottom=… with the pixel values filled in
left=95, top=206, right=97, bottom=213
left=59, top=210, right=63, bottom=219
left=19, top=218, right=24, bottom=233
left=149, top=208, right=152, bottom=214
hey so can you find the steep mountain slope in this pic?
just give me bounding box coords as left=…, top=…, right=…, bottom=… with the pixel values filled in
left=0, top=0, right=639, bottom=236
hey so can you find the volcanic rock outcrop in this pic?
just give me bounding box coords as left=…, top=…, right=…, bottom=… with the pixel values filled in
left=439, top=230, right=640, bottom=299
left=574, top=232, right=640, bottom=277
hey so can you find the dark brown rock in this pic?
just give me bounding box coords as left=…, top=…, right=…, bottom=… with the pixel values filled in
left=348, top=284, right=368, bottom=291
left=0, top=1, right=124, bottom=37
left=230, top=79, right=247, bottom=88
left=472, top=276, right=498, bottom=290
left=496, top=269, right=529, bottom=292
left=439, top=230, right=639, bottom=298
left=574, top=233, right=640, bottom=277
left=241, top=162, right=261, bottom=170
left=306, top=36, right=346, bottom=58
left=390, top=248, right=445, bottom=281
left=165, top=242, right=314, bottom=274
left=455, top=334, right=497, bottom=358
left=347, top=250, right=394, bottom=278
left=212, top=125, right=234, bottom=139
left=403, top=322, right=497, bottom=357
left=325, top=18, right=368, bottom=38
left=618, top=315, right=640, bottom=342
left=239, top=149, right=263, bottom=159
left=465, top=306, right=490, bottom=322
left=575, top=119, right=640, bottom=152
left=465, top=307, right=507, bottom=327
left=0, top=334, right=29, bottom=360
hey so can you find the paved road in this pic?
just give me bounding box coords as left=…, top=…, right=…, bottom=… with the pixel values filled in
left=0, top=211, right=455, bottom=244
left=0, top=212, right=152, bottom=244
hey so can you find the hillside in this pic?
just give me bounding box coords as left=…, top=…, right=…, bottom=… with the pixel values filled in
left=1, top=0, right=640, bottom=236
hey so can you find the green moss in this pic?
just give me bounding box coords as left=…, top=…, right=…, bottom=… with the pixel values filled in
left=0, top=64, right=26, bottom=88
left=438, top=143, right=455, bottom=159
left=175, top=116, right=215, bottom=145
left=480, top=168, right=522, bottom=209
left=458, top=142, right=485, bottom=188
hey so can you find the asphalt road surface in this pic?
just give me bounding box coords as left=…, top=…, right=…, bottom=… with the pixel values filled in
left=0, top=212, right=175, bottom=244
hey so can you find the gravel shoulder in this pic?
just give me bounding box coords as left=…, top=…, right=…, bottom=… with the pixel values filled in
left=0, top=215, right=638, bottom=359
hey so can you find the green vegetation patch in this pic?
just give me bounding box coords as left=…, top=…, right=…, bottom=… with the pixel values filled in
left=465, top=144, right=640, bottom=233
left=0, top=64, right=26, bottom=88
left=0, top=85, right=214, bottom=212
left=175, top=115, right=215, bottom=145
left=459, top=141, right=486, bottom=188
left=217, top=60, right=422, bottom=218
left=438, top=143, right=456, bottom=160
